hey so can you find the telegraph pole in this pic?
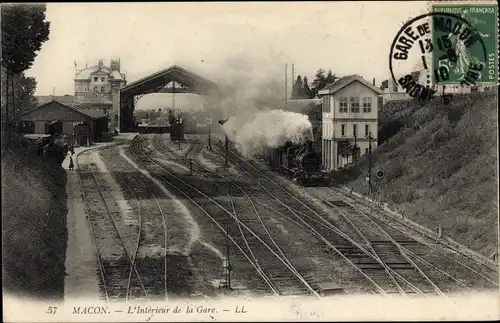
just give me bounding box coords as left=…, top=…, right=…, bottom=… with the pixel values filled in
left=368, top=132, right=373, bottom=195
left=226, top=226, right=231, bottom=289
left=218, top=119, right=229, bottom=168
left=207, top=118, right=212, bottom=151
left=284, top=63, right=288, bottom=110
left=353, top=130, right=358, bottom=164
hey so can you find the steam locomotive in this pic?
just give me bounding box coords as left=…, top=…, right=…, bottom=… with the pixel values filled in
left=168, top=110, right=185, bottom=142
left=265, top=140, right=330, bottom=186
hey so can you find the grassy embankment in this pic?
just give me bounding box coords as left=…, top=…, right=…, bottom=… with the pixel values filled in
left=2, top=127, right=68, bottom=300
left=332, top=92, right=498, bottom=257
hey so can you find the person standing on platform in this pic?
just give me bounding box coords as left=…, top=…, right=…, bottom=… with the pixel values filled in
left=68, top=156, right=74, bottom=170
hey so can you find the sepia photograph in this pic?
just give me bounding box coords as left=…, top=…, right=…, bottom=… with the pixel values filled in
left=1, top=1, right=499, bottom=322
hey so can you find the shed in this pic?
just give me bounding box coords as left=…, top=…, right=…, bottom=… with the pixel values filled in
left=317, top=282, right=345, bottom=296
left=18, top=100, right=109, bottom=147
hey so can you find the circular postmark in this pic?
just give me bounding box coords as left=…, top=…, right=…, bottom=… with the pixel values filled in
left=389, top=11, right=489, bottom=101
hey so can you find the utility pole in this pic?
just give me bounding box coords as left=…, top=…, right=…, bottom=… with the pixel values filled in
left=207, top=118, right=212, bottom=151
left=368, top=132, right=373, bottom=195
left=221, top=225, right=232, bottom=290
left=224, top=134, right=229, bottom=168
left=284, top=63, right=288, bottom=110
left=218, top=119, right=229, bottom=168
left=226, top=226, right=231, bottom=289
left=353, top=128, right=358, bottom=164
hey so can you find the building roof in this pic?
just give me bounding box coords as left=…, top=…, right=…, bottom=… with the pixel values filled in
left=120, top=64, right=219, bottom=98
left=80, top=91, right=112, bottom=105
left=75, top=64, right=126, bottom=81
left=19, top=100, right=108, bottom=119
left=36, top=95, right=75, bottom=105
left=318, top=74, right=384, bottom=96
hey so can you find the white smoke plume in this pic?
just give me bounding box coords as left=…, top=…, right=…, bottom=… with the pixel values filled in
left=203, top=51, right=314, bottom=157
left=222, top=109, right=313, bottom=158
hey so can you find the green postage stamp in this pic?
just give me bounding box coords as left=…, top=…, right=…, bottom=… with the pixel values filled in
left=430, top=2, right=498, bottom=85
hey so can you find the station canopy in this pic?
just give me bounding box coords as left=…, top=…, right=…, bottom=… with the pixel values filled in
left=120, top=65, right=220, bottom=99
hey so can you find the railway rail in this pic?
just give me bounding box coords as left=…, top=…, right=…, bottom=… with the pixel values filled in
left=132, top=133, right=320, bottom=297
left=213, top=141, right=498, bottom=296
left=103, top=147, right=169, bottom=301
left=155, top=135, right=321, bottom=295
left=324, top=187, right=499, bottom=290
left=75, top=150, right=148, bottom=302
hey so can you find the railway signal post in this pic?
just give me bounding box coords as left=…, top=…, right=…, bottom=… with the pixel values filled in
left=218, top=119, right=229, bottom=169
left=376, top=170, right=384, bottom=206
left=206, top=118, right=213, bottom=151
left=367, top=133, right=373, bottom=195
left=221, top=226, right=232, bottom=290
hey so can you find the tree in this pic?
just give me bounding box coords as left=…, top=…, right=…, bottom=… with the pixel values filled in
left=311, top=69, right=327, bottom=94
left=14, top=74, right=38, bottom=115
left=325, top=69, right=338, bottom=85
left=1, top=4, right=50, bottom=124
left=291, top=75, right=303, bottom=99
left=1, top=4, right=50, bottom=74
left=302, top=76, right=312, bottom=99
left=311, top=68, right=338, bottom=98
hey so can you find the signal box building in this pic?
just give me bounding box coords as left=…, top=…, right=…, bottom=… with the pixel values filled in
left=319, top=75, right=383, bottom=171
left=18, top=100, right=109, bottom=146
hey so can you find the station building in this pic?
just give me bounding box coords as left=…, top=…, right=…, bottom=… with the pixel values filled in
left=74, top=59, right=127, bottom=131
left=318, top=75, right=383, bottom=171
left=18, top=100, right=109, bottom=146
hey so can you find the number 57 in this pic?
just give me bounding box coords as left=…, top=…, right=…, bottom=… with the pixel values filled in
left=46, top=307, right=57, bottom=314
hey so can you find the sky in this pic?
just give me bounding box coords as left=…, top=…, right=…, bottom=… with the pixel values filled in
left=26, top=2, right=429, bottom=98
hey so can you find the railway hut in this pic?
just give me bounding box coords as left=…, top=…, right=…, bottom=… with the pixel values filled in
left=316, top=282, right=345, bottom=296
left=18, top=100, right=109, bottom=147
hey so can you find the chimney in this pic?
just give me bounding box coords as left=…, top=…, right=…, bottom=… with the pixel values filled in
left=373, top=78, right=376, bottom=86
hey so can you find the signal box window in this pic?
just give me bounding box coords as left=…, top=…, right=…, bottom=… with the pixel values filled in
left=365, top=124, right=369, bottom=136
left=350, top=97, right=360, bottom=113
left=339, top=97, right=348, bottom=113
left=363, top=97, right=372, bottom=113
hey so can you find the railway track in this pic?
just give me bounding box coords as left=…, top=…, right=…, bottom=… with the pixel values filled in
left=133, top=133, right=320, bottom=297
left=324, top=188, right=499, bottom=291
left=103, top=148, right=169, bottom=301
left=75, top=150, right=148, bottom=302
left=214, top=142, right=497, bottom=296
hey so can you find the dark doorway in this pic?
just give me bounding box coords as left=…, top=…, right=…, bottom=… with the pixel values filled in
left=74, top=121, right=91, bottom=147
left=47, top=121, right=63, bottom=135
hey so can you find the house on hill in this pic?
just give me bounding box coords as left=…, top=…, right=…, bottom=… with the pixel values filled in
left=319, top=75, right=383, bottom=171
left=18, top=100, right=109, bottom=146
